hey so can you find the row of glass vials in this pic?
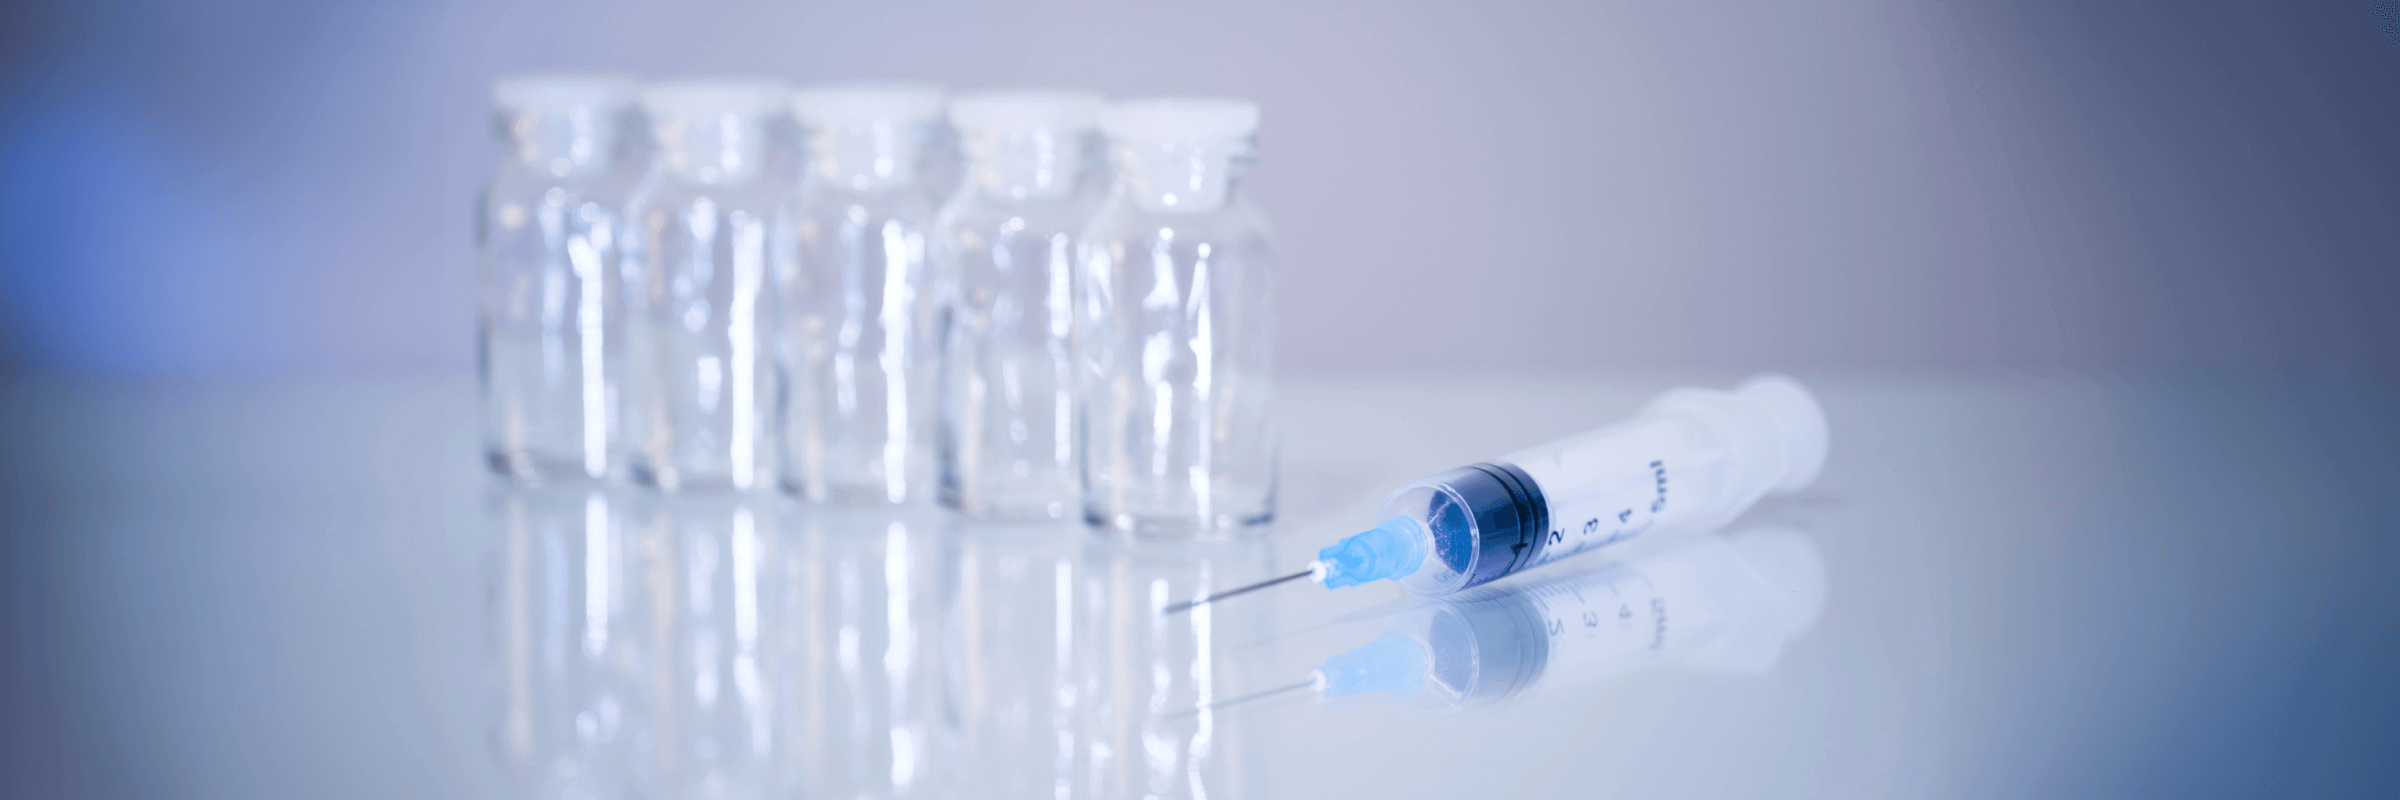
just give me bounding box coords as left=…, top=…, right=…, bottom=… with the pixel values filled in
left=479, top=74, right=1277, bottom=537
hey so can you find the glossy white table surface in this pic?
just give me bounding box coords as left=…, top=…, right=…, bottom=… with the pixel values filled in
left=3, top=369, right=2394, bottom=798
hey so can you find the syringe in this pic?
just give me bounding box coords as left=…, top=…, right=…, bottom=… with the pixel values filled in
left=1166, top=374, right=1827, bottom=612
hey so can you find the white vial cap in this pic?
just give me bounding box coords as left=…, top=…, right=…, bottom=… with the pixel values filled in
left=1101, top=97, right=1260, bottom=143
left=492, top=73, right=639, bottom=112
left=791, top=83, right=947, bottom=126
left=639, top=78, right=792, bottom=119
left=950, top=89, right=1105, bottom=132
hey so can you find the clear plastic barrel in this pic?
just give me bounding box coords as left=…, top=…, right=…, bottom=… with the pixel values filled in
left=1352, top=375, right=1827, bottom=596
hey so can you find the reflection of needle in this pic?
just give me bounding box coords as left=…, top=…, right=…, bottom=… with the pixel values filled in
left=1164, top=680, right=1316, bottom=720
left=1162, top=568, right=1315, bottom=615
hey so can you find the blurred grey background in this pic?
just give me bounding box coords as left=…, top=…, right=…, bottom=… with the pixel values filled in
left=0, top=0, right=2393, bottom=376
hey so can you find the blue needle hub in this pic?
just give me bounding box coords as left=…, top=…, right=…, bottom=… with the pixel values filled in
left=1315, top=517, right=1428, bottom=589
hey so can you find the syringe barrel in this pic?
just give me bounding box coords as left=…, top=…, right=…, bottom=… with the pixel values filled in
left=1387, top=374, right=1826, bottom=597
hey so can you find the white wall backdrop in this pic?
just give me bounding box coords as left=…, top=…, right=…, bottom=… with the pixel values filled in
left=0, top=0, right=2392, bottom=376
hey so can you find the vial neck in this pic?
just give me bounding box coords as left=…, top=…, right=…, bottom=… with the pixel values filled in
left=806, top=122, right=926, bottom=194
left=1115, top=139, right=1245, bottom=213
left=961, top=128, right=1085, bottom=202
left=654, top=113, right=771, bottom=185
left=501, top=108, right=621, bottom=178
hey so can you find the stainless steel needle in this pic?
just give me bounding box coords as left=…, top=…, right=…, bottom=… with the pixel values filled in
left=1164, top=680, right=1316, bottom=720
left=1160, top=567, right=1314, bottom=615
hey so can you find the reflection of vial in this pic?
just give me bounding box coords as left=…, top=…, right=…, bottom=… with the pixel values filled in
left=780, top=508, right=958, bottom=800
left=935, top=91, right=1106, bottom=521
left=1312, top=530, right=1825, bottom=715
left=948, top=520, right=1086, bottom=799
left=1077, top=99, right=1277, bottom=538
left=632, top=494, right=783, bottom=799
left=479, top=74, right=637, bottom=482
left=487, top=487, right=642, bottom=799
left=1078, top=537, right=1276, bottom=799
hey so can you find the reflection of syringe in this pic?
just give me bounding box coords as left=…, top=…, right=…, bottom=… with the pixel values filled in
left=1304, top=529, right=1825, bottom=715
left=1167, top=376, right=1826, bottom=614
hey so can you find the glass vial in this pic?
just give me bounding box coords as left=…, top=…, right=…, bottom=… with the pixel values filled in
left=1077, top=99, right=1276, bottom=537
left=779, top=84, right=947, bottom=505
left=479, top=74, right=638, bottom=482
left=934, top=90, right=1106, bottom=521
left=622, top=79, right=791, bottom=493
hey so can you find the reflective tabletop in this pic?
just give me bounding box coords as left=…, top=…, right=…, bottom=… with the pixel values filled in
left=4, top=370, right=2396, bottom=798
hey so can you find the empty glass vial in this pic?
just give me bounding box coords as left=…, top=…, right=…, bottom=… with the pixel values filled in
left=622, top=79, right=791, bottom=493
left=934, top=90, right=1106, bottom=521
left=1077, top=99, right=1276, bottom=537
left=479, top=73, right=639, bottom=482
left=779, top=84, right=947, bottom=505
